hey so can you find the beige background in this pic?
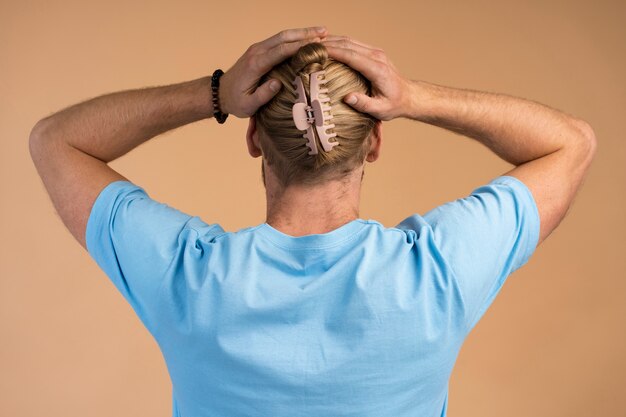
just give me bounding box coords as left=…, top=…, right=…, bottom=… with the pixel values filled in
left=1, top=0, right=624, bottom=415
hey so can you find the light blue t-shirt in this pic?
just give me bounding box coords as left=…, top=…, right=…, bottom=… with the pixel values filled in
left=86, top=175, right=540, bottom=417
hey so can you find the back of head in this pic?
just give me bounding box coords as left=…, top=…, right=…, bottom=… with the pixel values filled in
left=255, top=42, right=378, bottom=189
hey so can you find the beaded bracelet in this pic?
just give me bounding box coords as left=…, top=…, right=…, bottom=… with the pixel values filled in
left=211, top=69, right=229, bottom=124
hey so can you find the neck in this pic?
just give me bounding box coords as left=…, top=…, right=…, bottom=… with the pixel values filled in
left=264, top=164, right=363, bottom=237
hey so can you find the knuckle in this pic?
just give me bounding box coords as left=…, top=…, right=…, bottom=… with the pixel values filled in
left=247, top=56, right=260, bottom=72
left=247, top=42, right=259, bottom=53
left=372, top=49, right=386, bottom=61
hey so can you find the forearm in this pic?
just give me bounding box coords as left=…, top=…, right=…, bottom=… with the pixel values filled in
left=31, top=76, right=214, bottom=163
left=406, top=80, right=591, bottom=165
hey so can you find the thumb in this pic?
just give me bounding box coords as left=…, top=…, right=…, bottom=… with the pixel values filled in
left=343, top=93, right=376, bottom=115
left=251, top=79, right=282, bottom=110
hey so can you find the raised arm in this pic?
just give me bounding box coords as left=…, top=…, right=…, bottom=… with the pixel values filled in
left=29, top=26, right=328, bottom=250
left=405, top=82, right=596, bottom=246
left=321, top=35, right=597, bottom=247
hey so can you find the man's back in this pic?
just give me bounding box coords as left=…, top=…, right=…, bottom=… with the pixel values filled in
left=26, top=25, right=597, bottom=417
left=86, top=174, right=539, bottom=417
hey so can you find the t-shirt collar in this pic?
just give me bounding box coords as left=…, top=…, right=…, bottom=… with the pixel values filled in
left=257, top=218, right=369, bottom=250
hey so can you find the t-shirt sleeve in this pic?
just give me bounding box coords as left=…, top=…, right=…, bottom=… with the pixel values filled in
left=401, top=175, right=541, bottom=333
left=85, top=180, right=223, bottom=335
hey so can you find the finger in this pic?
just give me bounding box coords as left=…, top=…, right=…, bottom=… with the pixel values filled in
left=321, top=44, right=383, bottom=81
left=258, top=26, right=328, bottom=50
left=255, top=37, right=322, bottom=74
left=343, top=92, right=382, bottom=116
left=321, top=35, right=380, bottom=51
left=322, top=38, right=384, bottom=63
left=247, top=78, right=282, bottom=114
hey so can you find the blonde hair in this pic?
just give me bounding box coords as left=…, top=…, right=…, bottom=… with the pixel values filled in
left=255, top=42, right=378, bottom=189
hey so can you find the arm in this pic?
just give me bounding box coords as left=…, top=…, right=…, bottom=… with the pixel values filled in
left=29, top=77, right=214, bottom=250
left=29, top=26, right=328, bottom=251
left=321, top=36, right=597, bottom=247
left=405, top=81, right=597, bottom=246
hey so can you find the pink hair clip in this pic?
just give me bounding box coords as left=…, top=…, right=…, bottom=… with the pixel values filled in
left=291, top=70, right=339, bottom=155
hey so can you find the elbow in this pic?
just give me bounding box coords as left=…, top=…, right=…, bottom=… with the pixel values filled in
left=29, top=117, right=51, bottom=143
left=571, top=118, right=598, bottom=163
left=28, top=120, right=43, bottom=160
left=28, top=118, right=54, bottom=158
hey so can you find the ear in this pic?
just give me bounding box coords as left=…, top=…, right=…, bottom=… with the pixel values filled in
left=365, top=119, right=383, bottom=163
left=246, top=115, right=263, bottom=158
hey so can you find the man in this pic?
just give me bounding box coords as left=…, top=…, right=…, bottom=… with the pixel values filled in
left=29, top=26, right=596, bottom=417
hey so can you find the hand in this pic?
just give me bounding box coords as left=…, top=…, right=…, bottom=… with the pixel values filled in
left=218, top=26, right=329, bottom=118
left=321, top=35, right=414, bottom=121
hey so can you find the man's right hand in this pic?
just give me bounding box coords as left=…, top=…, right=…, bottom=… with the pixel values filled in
left=321, top=35, right=416, bottom=121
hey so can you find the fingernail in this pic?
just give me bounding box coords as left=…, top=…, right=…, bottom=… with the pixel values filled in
left=346, top=95, right=357, bottom=105
left=315, top=26, right=326, bottom=33
left=269, top=80, right=280, bottom=92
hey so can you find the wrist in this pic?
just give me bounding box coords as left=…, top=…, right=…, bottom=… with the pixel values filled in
left=188, top=76, right=215, bottom=119
left=403, top=79, right=436, bottom=121
left=210, top=69, right=229, bottom=123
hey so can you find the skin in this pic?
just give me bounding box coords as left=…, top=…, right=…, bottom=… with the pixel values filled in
left=29, top=26, right=596, bottom=252
left=246, top=115, right=382, bottom=236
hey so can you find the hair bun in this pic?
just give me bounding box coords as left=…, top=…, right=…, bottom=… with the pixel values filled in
left=290, top=42, right=329, bottom=74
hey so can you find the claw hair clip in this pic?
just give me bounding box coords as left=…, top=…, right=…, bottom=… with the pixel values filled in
left=291, top=70, right=339, bottom=155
